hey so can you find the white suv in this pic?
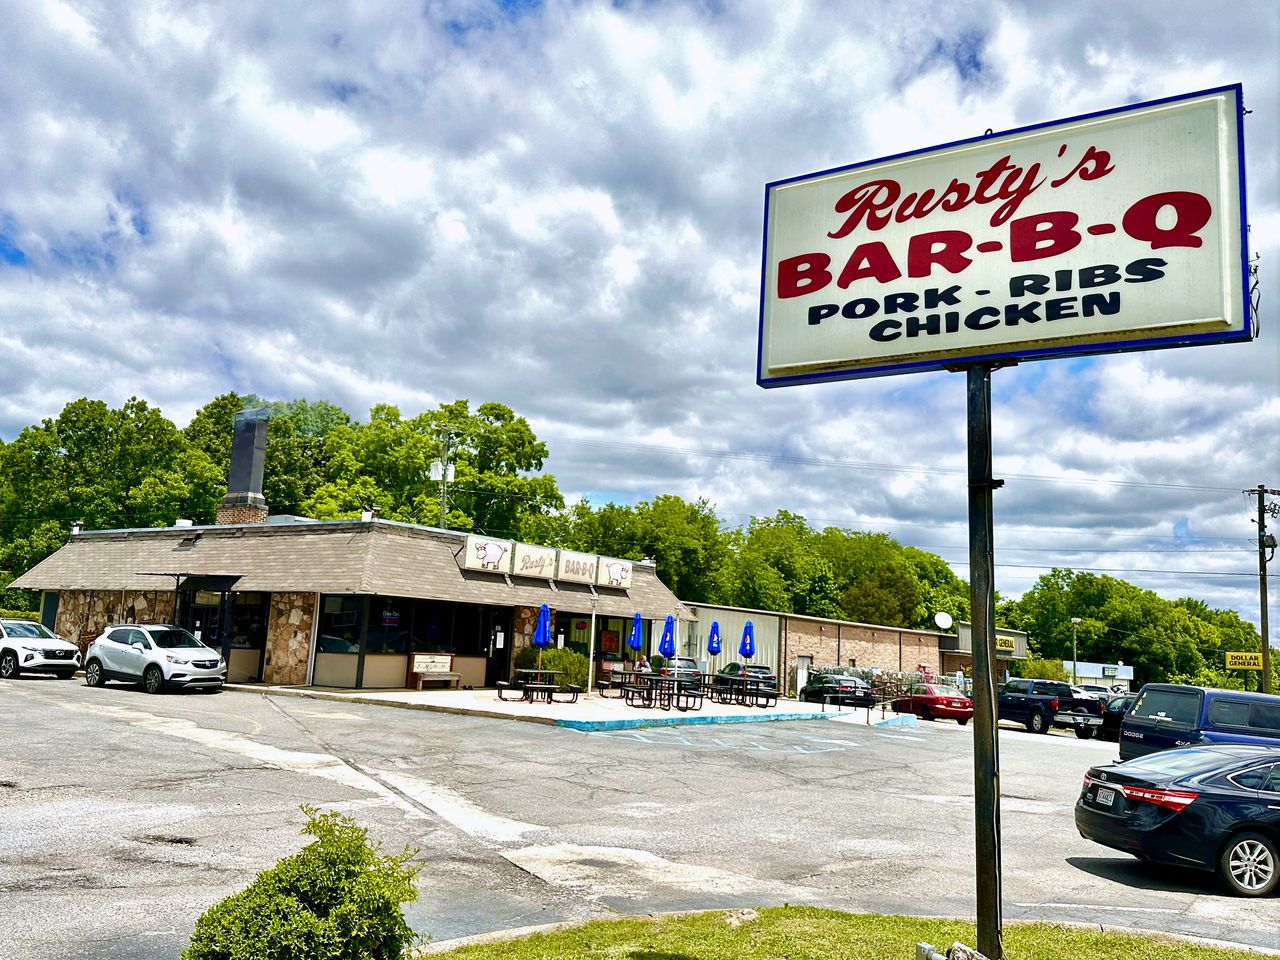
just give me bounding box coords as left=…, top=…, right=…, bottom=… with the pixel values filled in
left=85, top=624, right=226, bottom=694
left=0, top=619, right=82, bottom=680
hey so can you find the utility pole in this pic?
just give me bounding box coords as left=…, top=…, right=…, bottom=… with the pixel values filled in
left=1247, top=484, right=1279, bottom=695
left=1070, top=617, right=1081, bottom=684
left=433, top=428, right=460, bottom=529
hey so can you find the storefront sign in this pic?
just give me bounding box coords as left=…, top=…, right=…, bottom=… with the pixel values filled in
left=556, top=549, right=598, bottom=584
left=412, top=653, right=452, bottom=674
left=595, top=556, right=633, bottom=589
left=758, top=85, right=1250, bottom=385
left=1226, top=651, right=1264, bottom=670
left=512, top=542, right=556, bottom=578
left=462, top=535, right=513, bottom=574
left=994, top=634, right=1016, bottom=654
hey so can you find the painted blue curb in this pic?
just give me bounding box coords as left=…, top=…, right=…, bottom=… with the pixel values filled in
left=554, top=711, right=834, bottom=732
left=872, top=713, right=919, bottom=728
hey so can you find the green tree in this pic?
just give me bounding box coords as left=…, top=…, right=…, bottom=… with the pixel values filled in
left=0, top=397, right=223, bottom=535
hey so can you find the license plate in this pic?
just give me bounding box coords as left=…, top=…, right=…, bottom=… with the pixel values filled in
left=1095, top=787, right=1115, bottom=807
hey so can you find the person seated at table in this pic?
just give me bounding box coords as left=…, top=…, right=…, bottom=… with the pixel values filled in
left=636, top=656, right=652, bottom=673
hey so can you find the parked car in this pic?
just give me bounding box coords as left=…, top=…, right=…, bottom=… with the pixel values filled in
left=1120, top=684, right=1280, bottom=760
left=892, top=683, right=973, bottom=724
left=1077, top=683, right=1113, bottom=697
left=998, top=678, right=1104, bottom=738
left=716, top=661, right=777, bottom=689
left=1072, top=685, right=1101, bottom=700
left=797, top=673, right=874, bottom=707
left=658, top=656, right=701, bottom=688
left=85, top=624, right=227, bottom=694
left=0, top=619, right=82, bottom=680
left=1100, top=693, right=1138, bottom=742
left=1075, top=743, right=1280, bottom=896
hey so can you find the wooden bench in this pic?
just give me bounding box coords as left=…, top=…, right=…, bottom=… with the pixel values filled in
left=410, top=654, right=462, bottom=690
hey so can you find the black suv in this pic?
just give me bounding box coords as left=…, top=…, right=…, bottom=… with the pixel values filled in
left=798, top=673, right=874, bottom=707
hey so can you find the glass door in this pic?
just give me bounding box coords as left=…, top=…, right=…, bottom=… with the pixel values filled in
left=483, top=608, right=513, bottom=686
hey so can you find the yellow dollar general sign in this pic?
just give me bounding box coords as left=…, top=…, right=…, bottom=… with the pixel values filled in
left=1226, top=651, right=1264, bottom=670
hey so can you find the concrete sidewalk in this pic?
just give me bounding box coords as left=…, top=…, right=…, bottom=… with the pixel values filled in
left=221, top=683, right=918, bottom=732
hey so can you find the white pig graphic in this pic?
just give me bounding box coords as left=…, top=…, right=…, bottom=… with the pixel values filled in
left=474, top=541, right=509, bottom=570
left=606, top=561, right=628, bottom=586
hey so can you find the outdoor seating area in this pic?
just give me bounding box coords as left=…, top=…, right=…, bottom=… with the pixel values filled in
left=497, top=668, right=584, bottom=704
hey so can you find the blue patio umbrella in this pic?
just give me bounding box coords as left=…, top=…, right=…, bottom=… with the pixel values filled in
left=627, top=612, right=644, bottom=663
left=658, top=614, right=676, bottom=661
left=706, top=621, right=722, bottom=656
left=739, top=619, right=755, bottom=661
left=532, top=603, right=552, bottom=669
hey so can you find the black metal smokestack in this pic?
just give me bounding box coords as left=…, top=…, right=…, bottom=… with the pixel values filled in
left=217, top=407, right=270, bottom=524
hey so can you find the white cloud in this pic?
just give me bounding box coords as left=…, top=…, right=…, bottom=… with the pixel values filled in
left=0, top=0, right=1276, bottom=643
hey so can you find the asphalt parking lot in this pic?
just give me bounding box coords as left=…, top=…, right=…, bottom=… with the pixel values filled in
left=1, top=676, right=1276, bottom=959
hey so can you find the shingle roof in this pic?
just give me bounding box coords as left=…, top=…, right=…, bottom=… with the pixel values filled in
left=11, top=520, right=689, bottom=620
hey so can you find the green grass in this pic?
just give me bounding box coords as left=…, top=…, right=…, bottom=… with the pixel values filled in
left=423, top=907, right=1266, bottom=959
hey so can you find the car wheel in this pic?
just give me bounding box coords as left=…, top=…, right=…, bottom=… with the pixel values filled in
left=1075, top=726, right=1095, bottom=740
left=0, top=651, right=19, bottom=679
left=143, top=665, right=165, bottom=695
left=85, top=659, right=105, bottom=687
left=1219, top=832, right=1278, bottom=897
left=921, top=706, right=934, bottom=721
left=956, top=717, right=969, bottom=726
left=1029, top=709, right=1048, bottom=734
left=798, top=689, right=808, bottom=702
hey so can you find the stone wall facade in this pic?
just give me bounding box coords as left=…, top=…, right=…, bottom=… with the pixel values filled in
left=54, top=589, right=177, bottom=651
left=263, top=592, right=317, bottom=686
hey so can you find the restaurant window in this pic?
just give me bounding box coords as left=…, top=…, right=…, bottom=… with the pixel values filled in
left=366, top=596, right=415, bottom=654
left=318, top=596, right=363, bottom=654
left=227, top=593, right=269, bottom=650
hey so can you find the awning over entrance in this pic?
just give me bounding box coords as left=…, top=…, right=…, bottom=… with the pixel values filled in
left=177, top=574, right=242, bottom=593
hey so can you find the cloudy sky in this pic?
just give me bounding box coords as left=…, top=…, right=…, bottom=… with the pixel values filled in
left=1, top=0, right=1277, bottom=644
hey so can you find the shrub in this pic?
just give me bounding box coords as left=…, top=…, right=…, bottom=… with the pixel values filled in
left=0, top=607, right=40, bottom=620
left=182, top=808, right=420, bottom=960
left=513, top=645, right=589, bottom=690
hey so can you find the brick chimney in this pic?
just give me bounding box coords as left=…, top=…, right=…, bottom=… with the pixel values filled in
left=216, top=407, right=270, bottom=524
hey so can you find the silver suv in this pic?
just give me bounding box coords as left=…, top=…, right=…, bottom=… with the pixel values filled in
left=85, top=624, right=226, bottom=694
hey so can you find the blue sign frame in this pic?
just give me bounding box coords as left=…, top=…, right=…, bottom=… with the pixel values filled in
left=757, top=84, right=1251, bottom=388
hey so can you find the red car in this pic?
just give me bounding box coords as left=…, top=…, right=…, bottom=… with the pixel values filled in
left=892, top=683, right=973, bottom=724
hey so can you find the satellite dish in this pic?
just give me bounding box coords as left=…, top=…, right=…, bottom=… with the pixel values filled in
left=934, top=611, right=954, bottom=631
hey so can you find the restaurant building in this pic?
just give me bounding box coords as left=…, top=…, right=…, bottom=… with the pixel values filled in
left=10, top=408, right=688, bottom=689
left=682, top=603, right=1027, bottom=692
left=12, top=518, right=689, bottom=689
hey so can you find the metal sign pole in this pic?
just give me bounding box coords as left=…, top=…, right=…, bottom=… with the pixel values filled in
left=967, top=364, right=1003, bottom=960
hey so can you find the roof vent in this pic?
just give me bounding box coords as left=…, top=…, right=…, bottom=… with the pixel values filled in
left=174, top=519, right=194, bottom=527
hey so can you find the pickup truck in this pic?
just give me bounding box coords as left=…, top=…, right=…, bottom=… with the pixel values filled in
left=998, top=678, right=1104, bottom=738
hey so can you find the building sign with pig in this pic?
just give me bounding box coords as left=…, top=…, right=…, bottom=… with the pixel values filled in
left=758, top=85, right=1251, bottom=386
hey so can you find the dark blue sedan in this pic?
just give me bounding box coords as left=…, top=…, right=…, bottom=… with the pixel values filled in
left=1075, top=743, right=1280, bottom=896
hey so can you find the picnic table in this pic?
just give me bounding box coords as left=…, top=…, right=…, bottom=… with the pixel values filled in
left=496, top=669, right=583, bottom=704
left=709, top=673, right=778, bottom=708
left=617, top=670, right=704, bottom=712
